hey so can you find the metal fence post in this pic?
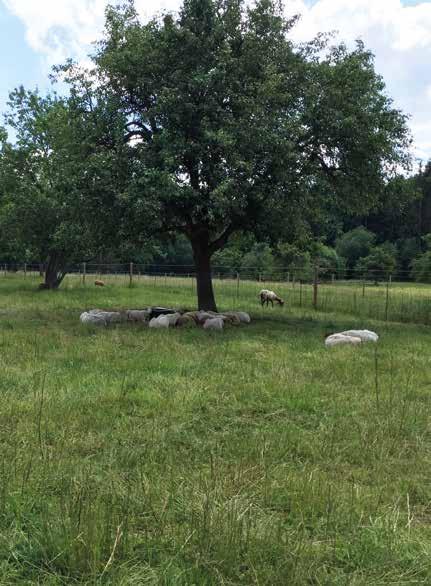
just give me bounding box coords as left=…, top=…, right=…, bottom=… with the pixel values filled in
left=24, top=263, right=27, bottom=279
left=313, top=266, right=319, bottom=310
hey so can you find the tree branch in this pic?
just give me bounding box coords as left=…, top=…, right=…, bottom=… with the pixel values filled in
left=209, top=224, right=235, bottom=254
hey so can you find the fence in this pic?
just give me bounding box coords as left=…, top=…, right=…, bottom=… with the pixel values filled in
left=1, top=262, right=431, bottom=326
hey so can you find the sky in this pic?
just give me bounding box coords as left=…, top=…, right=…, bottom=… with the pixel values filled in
left=0, top=0, right=430, bottom=162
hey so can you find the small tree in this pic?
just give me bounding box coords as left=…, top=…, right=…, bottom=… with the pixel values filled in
left=313, top=243, right=346, bottom=279
left=355, top=244, right=397, bottom=284
left=0, top=88, right=127, bottom=288
left=336, top=227, right=376, bottom=271
left=276, top=243, right=312, bottom=282
left=241, top=243, right=275, bottom=280
left=410, top=234, right=431, bottom=283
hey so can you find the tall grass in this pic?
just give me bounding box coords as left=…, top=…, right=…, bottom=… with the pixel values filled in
left=0, top=277, right=429, bottom=583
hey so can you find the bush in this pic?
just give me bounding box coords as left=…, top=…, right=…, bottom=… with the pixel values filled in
left=275, top=243, right=312, bottom=281
left=336, top=227, right=376, bottom=270
left=396, top=237, right=422, bottom=276
left=411, top=252, right=431, bottom=282
left=241, top=243, right=275, bottom=279
left=313, top=243, right=346, bottom=279
left=410, top=234, right=431, bottom=283
left=355, top=244, right=397, bottom=284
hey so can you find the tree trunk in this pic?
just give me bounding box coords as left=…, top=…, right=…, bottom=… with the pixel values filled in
left=191, top=239, right=217, bottom=311
left=40, top=252, right=67, bottom=290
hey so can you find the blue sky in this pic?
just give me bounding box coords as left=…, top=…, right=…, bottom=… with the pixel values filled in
left=1, top=0, right=430, bottom=161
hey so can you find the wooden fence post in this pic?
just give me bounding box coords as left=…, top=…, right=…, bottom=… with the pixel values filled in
left=129, top=262, right=133, bottom=287
left=82, top=262, right=86, bottom=286
left=24, top=263, right=27, bottom=279
left=299, top=279, right=303, bottom=307
left=313, top=266, right=319, bottom=310
left=385, top=274, right=391, bottom=321
left=236, top=272, right=240, bottom=300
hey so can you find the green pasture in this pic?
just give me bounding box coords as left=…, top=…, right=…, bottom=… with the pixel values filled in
left=0, top=277, right=429, bottom=583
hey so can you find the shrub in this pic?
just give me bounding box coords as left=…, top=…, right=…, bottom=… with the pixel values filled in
left=355, top=244, right=397, bottom=284
left=336, top=227, right=376, bottom=269
left=411, top=251, right=431, bottom=283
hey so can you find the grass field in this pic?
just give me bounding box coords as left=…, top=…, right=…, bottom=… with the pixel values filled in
left=0, top=276, right=431, bottom=584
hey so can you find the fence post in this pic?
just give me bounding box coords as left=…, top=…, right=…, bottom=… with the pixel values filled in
left=299, top=279, right=303, bottom=307
left=24, top=263, right=27, bottom=279
left=287, top=272, right=290, bottom=284
left=362, top=278, right=365, bottom=298
left=236, top=272, right=240, bottom=300
left=82, top=262, right=86, bottom=286
left=331, top=273, right=335, bottom=285
left=129, top=262, right=133, bottom=287
left=313, top=266, right=319, bottom=310
left=385, top=274, right=391, bottom=321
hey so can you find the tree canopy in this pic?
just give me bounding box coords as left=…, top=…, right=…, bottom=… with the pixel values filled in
left=0, top=86, right=128, bottom=288
left=0, top=0, right=413, bottom=306
left=72, top=0, right=410, bottom=309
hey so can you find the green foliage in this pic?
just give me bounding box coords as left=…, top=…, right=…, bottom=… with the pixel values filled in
left=410, top=234, right=431, bottom=282
left=313, top=242, right=346, bottom=278
left=84, top=0, right=411, bottom=307
left=276, top=242, right=313, bottom=281
left=396, top=237, right=422, bottom=274
left=336, top=226, right=376, bottom=269
left=212, top=233, right=256, bottom=273
left=355, top=243, right=397, bottom=283
left=0, top=87, right=128, bottom=286
left=240, top=242, right=275, bottom=279
left=0, top=0, right=413, bottom=303
left=411, top=252, right=431, bottom=283
left=152, top=234, right=194, bottom=267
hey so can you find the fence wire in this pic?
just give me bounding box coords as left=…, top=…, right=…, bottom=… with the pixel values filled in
left=0, top=262, right=431, bottom=325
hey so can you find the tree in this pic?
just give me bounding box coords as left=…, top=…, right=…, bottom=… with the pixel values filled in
left=355, top=243, right=397, bottom=284
left=0, top=88, right=127, bottom=288
left=410, top=234, right=431, bottom=283
left=396, top=237, right=422, bottom=277
left=241, top=242, right=275, bottom=279
left=65, top=0, right=411, bottom=309
left=313, top=243, right=345, bottom=279
left=336, top=226, right=376, bottom=271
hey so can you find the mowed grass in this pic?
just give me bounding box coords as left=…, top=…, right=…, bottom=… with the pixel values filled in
left=0, top=277, right=430, bottom=583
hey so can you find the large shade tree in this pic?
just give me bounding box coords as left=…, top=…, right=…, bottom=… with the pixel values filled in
left=84, top=0, right=411, bottom=310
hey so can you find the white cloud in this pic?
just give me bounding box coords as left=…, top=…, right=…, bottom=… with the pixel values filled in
left=1, top=0, right=182, bottom=65
left=284, top=0, right=431, bottom=161
left=2, top=0, right=431, bottom=160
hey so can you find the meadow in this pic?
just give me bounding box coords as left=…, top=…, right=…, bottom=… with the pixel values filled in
left=0, top=275, right=430, bottom=584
